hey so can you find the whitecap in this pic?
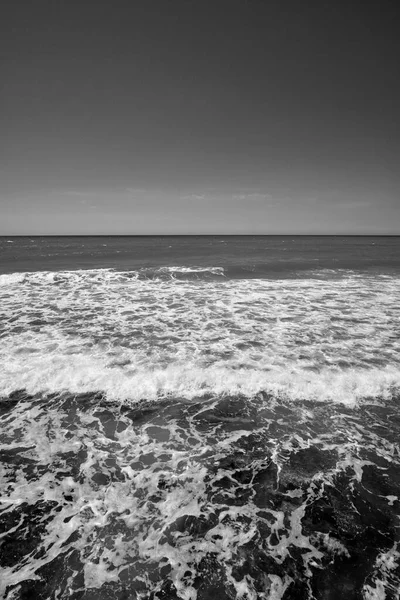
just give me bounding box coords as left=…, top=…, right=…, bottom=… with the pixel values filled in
left=1, top=268, right=400, bottom=406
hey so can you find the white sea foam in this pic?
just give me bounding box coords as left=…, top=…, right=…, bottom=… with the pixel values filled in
left=1, top=332, right=399, bottom=597
left=1, top=268, right=400, bottom=405
left=0, top=272, right=27, bottom=286
left=156, top=265, right=225, bottom=275
left=363, top=543, right=400, bottom=600
left=1, top=348, right=400, bottom=406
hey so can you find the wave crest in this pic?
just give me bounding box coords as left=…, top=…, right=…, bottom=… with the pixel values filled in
left=0, top=266, right=225, bottom=286
left=1, top=353, right=399, bottom=406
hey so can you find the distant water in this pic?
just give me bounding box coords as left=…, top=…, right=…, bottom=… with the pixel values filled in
left=1, top=236, right=400, bottom=599
left=2, top=235, right=400, bottom=276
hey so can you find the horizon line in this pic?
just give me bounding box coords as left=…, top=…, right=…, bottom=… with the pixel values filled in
left=1, top=233, right=400, bottom=238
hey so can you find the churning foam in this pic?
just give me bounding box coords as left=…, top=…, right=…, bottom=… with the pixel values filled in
left=1, top=269, right=400, bottom=406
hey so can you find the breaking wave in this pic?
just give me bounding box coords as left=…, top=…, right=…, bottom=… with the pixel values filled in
left=1, top=268, right=400, bottom=406
left=0, top=266, right=225, bottom=286
left=1, top=357, right=399, bottom=407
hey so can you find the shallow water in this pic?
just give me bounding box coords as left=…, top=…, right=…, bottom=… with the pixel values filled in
left=1, top=237, right=400, bottom=599
left=1, top=392, right=400, bottom=599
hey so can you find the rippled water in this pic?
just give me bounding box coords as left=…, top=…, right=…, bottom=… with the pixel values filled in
left=1, top=237, right=400, bottom=599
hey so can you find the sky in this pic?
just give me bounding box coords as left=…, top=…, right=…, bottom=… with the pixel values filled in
left=1, top=0, right=399, bottom=234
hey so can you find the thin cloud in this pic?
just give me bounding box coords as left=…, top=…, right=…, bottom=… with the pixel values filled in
left=317, top=192, right=374, bottom=208
left=181, top=193, right=206, bottom=201
left=125, top=188, right=147, bottom=194
left=232, top=192, right=273, bottom=201
left=60, top=190, right=96, bottom=197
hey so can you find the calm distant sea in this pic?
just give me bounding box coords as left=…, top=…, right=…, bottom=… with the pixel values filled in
left=1, top=236, right=400, bottom=599
left=1, top=235, right=400, bottom=276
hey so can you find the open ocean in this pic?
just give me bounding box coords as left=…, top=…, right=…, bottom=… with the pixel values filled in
left=1, top=235, right=400, bottom=600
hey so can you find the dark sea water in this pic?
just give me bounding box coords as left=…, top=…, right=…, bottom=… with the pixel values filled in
left=1, top=236, right=400, bottom=599
left=1, top=235, right=400, bottom=277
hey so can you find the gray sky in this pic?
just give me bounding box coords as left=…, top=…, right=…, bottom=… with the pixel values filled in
left=1, top=0, right=399, bottom=234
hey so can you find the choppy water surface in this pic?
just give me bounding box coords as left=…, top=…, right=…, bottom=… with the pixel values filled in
left=1, top=237, right=400, bottom=599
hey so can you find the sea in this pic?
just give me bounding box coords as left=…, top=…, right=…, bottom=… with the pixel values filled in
left=0, top=235, right=400, bottom=600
